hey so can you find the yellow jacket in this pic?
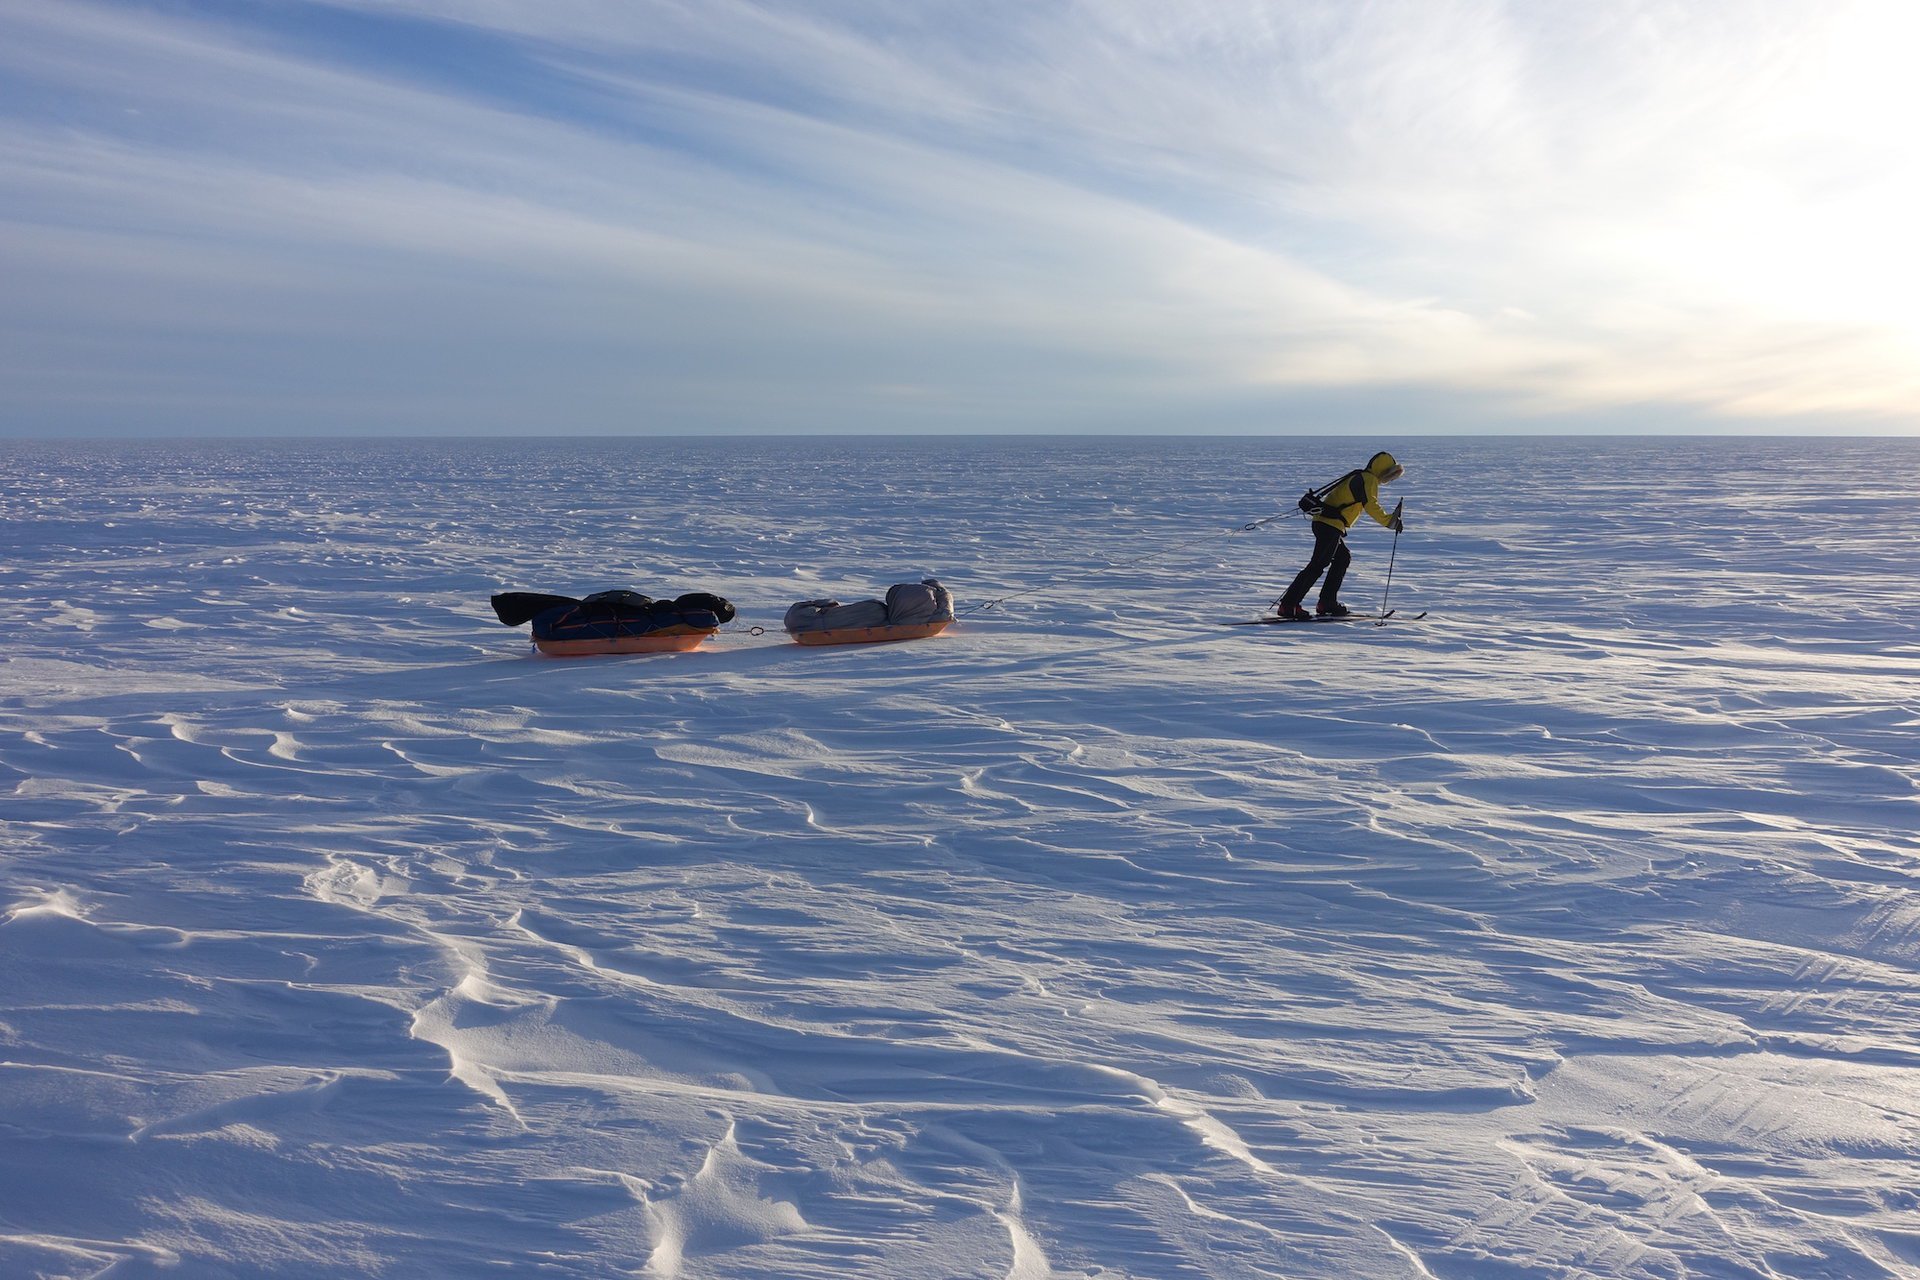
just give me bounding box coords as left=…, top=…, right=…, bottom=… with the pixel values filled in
left=1311, top=451, right=1402, bottom=532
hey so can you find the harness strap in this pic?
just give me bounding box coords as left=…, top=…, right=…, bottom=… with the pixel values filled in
left=1317, top=469, right=1366, bottom=516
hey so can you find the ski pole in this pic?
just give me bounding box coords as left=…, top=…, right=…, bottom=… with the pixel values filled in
left=1376, top=502, right=1403, bottom=627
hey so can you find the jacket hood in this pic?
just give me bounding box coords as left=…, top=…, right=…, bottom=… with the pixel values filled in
left=1367, top=451, right=1403, bottom=483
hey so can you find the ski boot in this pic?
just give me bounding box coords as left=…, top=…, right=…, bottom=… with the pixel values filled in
left=1315, top=600, right=1351, bottom=618
left=1275, top=601, right=1312, bottom=622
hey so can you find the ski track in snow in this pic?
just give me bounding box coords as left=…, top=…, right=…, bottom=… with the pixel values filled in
left=2, top=435, right=1918, bottom=1279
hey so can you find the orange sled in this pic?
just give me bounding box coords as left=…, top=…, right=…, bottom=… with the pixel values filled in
left=535, top=625, right=717, bottom=657
left=791, top=621, right=951, bottom=647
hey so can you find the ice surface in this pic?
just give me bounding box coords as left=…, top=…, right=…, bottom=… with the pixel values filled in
left=2, top=435, right=1917, bottom=1279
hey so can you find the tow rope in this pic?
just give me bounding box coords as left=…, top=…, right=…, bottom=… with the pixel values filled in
left=959, top=507, right=1301, bottom=617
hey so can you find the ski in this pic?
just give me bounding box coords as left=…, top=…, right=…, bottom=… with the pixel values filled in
left=1229, top=610, right=1427, bottom=626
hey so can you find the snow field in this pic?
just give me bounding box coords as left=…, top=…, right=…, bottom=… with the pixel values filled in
left=2, top=436, right=1918, bottom=1278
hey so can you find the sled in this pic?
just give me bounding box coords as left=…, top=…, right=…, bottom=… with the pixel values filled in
left=533, top=625, right=718, bottom=657
left=790, top=620, right=951, bottom=647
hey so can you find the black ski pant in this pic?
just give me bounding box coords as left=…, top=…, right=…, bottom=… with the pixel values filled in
left=1281, top=520, right=1349, bottom=609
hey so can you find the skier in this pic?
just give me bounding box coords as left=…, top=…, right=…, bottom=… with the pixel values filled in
left=1275, top=451, right=1404, bottom=620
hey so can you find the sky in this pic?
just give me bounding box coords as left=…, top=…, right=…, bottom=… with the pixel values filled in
left=2, top=0, right=1917, bottom=437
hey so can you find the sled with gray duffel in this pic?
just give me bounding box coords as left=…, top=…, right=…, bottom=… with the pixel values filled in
left=784, top=579, right=955, bottom=646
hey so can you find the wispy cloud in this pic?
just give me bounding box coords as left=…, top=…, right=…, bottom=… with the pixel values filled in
left=1, top=0, right=1915, bottom=434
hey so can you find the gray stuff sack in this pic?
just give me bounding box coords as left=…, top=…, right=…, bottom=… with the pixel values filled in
left=883, top=579, right=955, bottom=625
left=784, top=598, right=890, bottom=633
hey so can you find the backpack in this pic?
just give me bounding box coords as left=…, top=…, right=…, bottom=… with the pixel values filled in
left=1297, top=469, right=1366, bottom=517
